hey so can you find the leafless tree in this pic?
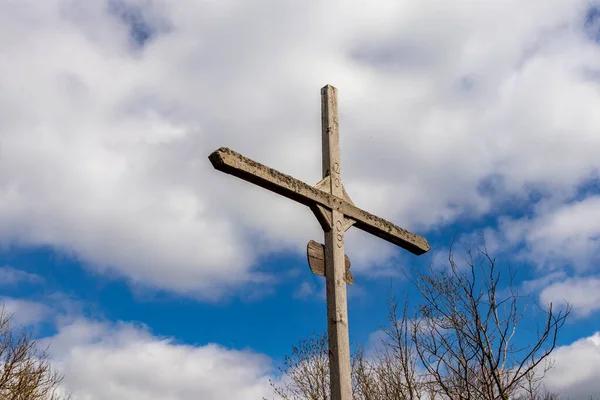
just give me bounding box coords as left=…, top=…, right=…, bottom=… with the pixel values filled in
left=510, top=369, right=560, bottom=400
left=268, top=292, right=426, bottom=400
left=411, top=245, right=570, bottom=400
left=266, top=323, right=418, bottom=399
left=0, top=306, right=71, bottom=400
left=267, top=332, right=330, bottom=400
left=353, top=294, right=423, bottom=400
left=271, top=245, right=570, bottom=400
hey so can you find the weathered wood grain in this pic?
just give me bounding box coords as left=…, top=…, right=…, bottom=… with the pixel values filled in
left=209, top=84, right=431, bottom=400
left=307, top=239, right=354, bottom=283
left=321, top=85, right=352, bottom=400
left=208, top=147, right=430, bottom=255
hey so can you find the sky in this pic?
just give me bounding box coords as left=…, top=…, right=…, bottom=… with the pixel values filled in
left=0, top=0, right=599, bottom=398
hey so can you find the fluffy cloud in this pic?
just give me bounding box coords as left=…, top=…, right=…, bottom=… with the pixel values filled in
left=47, top=319, right=274, bottom=400
left=540, top=276, right=600, bottom=317
left=1, top=0, right=599, bottom=297
left=510, top=196, right=600, bottom=270
left=545, top=332, right=600, bottom=398
left=476, top=195, right=600, bottom=317
left=479, top=195, right=600, bottom=271
left=37, top=314, right=600, bottom=400
left=1, top=294, right=276, bottom=399
left=0, top=297, right=51, bottom=326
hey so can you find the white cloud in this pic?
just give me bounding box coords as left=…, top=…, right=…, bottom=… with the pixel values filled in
left=453, top=195, right=600, bottom=318
left=526, top=196, right=600, bottom=271
left=544, top=332, right=600, bottom=398
left=487, top=196, right=600, bottom=271
left=0, top=0, right=599, bottom=297
left=3, top=293, right=597, bottom=400
left=0, top=265, right=42, bottom=285
left=47, top=319, right=275, bottom=400
left=0, top=297, right=51, bottom=326
left=521, top=270, right=567, bottom=294
left=293, top=281, right=316, bottom=300
left=540, top=276, right=600, bottom=317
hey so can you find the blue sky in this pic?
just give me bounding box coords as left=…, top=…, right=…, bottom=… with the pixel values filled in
left=1, top=0, right=600, bottom=398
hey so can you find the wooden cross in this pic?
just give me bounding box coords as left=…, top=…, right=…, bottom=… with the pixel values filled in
left=209, top=85, right=430, bottom=400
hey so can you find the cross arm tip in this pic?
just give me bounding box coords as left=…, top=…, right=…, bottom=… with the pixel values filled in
left=414, top=239, right=431, bottom=255
left=208, top=147, right=231, bottom=170
left=390, top=232, right=430, bottom=255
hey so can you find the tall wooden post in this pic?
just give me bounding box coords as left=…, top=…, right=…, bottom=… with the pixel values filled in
left=208, top=84, right=431, bottom=400
left=321, top=85, right=352, bottom=400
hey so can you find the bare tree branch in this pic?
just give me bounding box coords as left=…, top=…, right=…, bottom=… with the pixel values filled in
left=412, top=244, right=571, bottom=400
left=0, top=306, right=73, bottom=400
left=271, top=244, right=571, bottom=400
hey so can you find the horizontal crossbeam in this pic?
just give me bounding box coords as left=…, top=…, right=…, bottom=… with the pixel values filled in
left=209, top=147, right=430, bottom=255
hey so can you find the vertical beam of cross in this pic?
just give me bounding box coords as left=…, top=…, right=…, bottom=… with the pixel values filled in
left=321, top=85, right=352, bottom=400
left=208, top=84, right=431, bottom=400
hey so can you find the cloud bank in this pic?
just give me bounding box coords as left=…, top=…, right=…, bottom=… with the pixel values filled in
left=45, top=319, right=274, bottom=400
left=0, top=0, right=598, bottom=300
